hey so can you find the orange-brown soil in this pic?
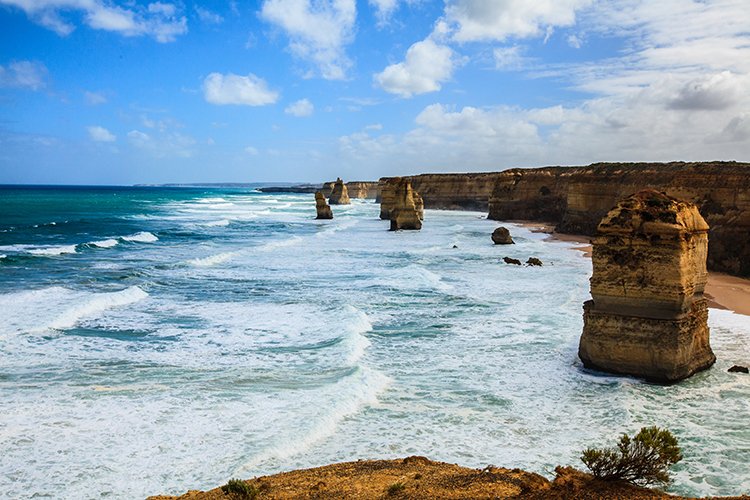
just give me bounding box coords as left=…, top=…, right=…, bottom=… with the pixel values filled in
left=147, top=457, right=749, bottom=500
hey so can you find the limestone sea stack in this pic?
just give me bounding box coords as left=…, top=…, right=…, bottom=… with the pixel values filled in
left=414, top=190, right=424, bottom=221
left=492, top=227, right=514, bottom=244
left=328, top=177, right=351, bottom=205
left=578, top=190, right=716, bottom=382
left=314, top=191, right=333, bottom=219
left=388, top=178, right=422, bottom=230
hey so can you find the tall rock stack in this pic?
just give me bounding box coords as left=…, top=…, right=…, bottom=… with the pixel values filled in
left=413, top=191, right=424, bottom=221
left=578, top=190, right=715, bottom=382
left=314, top=191, right=333, bottom=219
left=379, top=179, right=396, bottom=219
left=328, top=178, right=351, bottom=205
left=388, top=178, right=422, bottom=231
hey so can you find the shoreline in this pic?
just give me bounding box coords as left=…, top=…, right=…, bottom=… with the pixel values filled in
left=511, top=221, right=750, bottom=317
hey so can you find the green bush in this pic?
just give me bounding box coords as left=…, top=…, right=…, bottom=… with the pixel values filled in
left=221, top=478, right=258, bottom=499
left=581, top=426, right=682, bottom=487
left=387, top=482, right=405, bottom=495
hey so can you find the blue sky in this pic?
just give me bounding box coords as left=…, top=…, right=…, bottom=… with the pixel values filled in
left=1, top=0, right=748, bottom=184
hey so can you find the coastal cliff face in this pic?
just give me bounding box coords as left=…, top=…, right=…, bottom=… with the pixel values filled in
left=579, top=190, right=716, bottom=382
left=347, top=181, right=379, bottom=199
left=377, top=162, right=748, bottom=276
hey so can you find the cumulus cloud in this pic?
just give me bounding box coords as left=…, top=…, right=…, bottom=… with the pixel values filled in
left=445, top=0, right=591, bottom=42
left=0, top=60, right=47, bottom=90
left=260, top=0, right=356, bottom=80
left=374, top=39, right=457, bottom=97
left=87, top=125, right=116, bottom=142
left=0, top=0, right=188, bottom=42
left=668, top=71, right=742, bottom=111
left=369, top=0, right=398, bottom=25
left=202, top=72, right=279, bottom=106
left=195, top=6, right=223, bottom=24
left=285, top=98, right=314, bottom=117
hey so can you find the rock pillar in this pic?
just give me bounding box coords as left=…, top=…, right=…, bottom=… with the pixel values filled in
left=578, top=190, right=715, bottom=382
left=314, top=191, right=333, bottom=219
left=389, top=178, right=422, bottom=231
left=328, top=178, right=351, bottom=205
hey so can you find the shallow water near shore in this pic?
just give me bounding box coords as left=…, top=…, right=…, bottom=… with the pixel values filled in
left=1, top=186, right=749, bottom=499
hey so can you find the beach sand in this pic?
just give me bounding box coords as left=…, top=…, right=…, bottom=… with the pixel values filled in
left=512, top=221, right=750, bottom=317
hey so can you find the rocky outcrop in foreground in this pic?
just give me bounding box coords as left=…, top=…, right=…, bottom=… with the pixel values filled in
left=314, top=191, right=333, bottom=219
left=579, top=190, right=716, bottom=382
left=328, top=178, right=351, bottom=205
left=148, top=456, right=747, bottom=499
left=382, top=177, right=422, bottom=230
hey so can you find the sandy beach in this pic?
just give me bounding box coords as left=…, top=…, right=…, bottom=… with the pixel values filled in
left=514, top=222, right=750, bottom=317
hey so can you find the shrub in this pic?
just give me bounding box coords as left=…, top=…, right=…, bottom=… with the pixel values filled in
left=221, top=478, right=258, bottom=499
left=581, top=426, right=682, bottom=487
left=387, top=482, right=405, bottom=495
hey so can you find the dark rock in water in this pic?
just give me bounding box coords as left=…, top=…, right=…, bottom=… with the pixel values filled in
left=526, top=257, right=543, bottom=266
left=452, top=245, right=458, bottom=249
left=328, top=178, right=351, bottom=205
left=314, top=191, right=333, bottom=219
left=503, top=257, right=522, bottom=265
left=728, top=365, right=749, bottom=373
left=491, top=227, right=514, bottom=245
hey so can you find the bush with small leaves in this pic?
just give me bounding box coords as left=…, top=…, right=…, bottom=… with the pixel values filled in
left=581, top=426, right=682, bottom=487
left=387, top=482, right=405, bottom=495
left=221, top=478, right=258, bottom=499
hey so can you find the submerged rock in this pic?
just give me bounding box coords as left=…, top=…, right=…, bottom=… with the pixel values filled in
left=492, top=227, right=514, bottom=244
left=328, top=178, right=351, bottom=205
left=526, top=257, right=543, bottom=266
left=314, top=191, right=333, bottom=219
left=579, top=190, right=716, bottom=383
left=728, top=365, right=749, bottom=374
left=387, top=178, right=422, bottom=231
left=503, top=257, right=522, bottom=265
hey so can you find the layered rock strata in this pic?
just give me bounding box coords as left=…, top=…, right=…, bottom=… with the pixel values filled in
left=492, top=227, right=514, bottom=244
left=385, top=177, right=422, bottom=230
left=328, top=178, right=351, bottom=205
left=578, top=190, right=716, bottom=382
left=314, top=191, right=333, bottom=219
left=377, top=162, right=750, bottom=276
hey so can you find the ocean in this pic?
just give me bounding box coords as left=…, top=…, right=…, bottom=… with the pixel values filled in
left=1, top=185, right=748, bottom=499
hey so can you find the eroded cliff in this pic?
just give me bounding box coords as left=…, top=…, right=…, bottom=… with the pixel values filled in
left=378, top=162, right=750, bottom=276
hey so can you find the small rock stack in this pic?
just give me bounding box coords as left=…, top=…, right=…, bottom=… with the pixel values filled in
left=388, top=178, right=422, bottom=231
left=328, top=178, right=351, bottom=205
left=492, top=227, right=514, bottom=244
left=314, top=191, right=333, bottom=219
left=578, top=190, right=716, bottom=382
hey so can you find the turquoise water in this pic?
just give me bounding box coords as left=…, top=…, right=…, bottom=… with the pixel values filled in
left=1, top=186, right=748, bottom=499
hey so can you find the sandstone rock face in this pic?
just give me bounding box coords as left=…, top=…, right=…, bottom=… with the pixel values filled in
left=346, top=181, right=379, bottom=199
left=385, top=178, right=422, bottom=230
left=314, top=191, right=333, bottom=219
left=328, top=178, right=351, bottom=205
left=578, top=190, right=716, bottom=382
left=413, top=191, right=424, bottom=220
left=492, top=227, right=514, bottom=244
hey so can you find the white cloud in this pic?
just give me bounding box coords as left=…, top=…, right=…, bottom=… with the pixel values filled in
left=202, top=72, right=279, bottom=106
left=567, top=34, right=582, bottom=48
left=668, top=71, right=742, bottom=111
left=0, top=0, right=188, bottom=42
left=87, top=125, right=116, bottom=142
left=369, top=0, right=398, bottom=25
left=0, top=60, right=47, bottom=90
left=195, top=6, right=223, bottom=24
left=493, top=46, right=524, bottom=69
left=84, top=90, right=107, bottom=105
left=260, top=0, right=356, bottom=80
left=284, top=98, right=314, bottom=117
left=245, top=146, right=259, bottom=155
left=374, top=39, right=457, bottom=97
left=445, top=0, right=591, bottom=42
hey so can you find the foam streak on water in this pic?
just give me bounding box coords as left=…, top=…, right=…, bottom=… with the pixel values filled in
left=0, top=186, right=748, bottom=499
